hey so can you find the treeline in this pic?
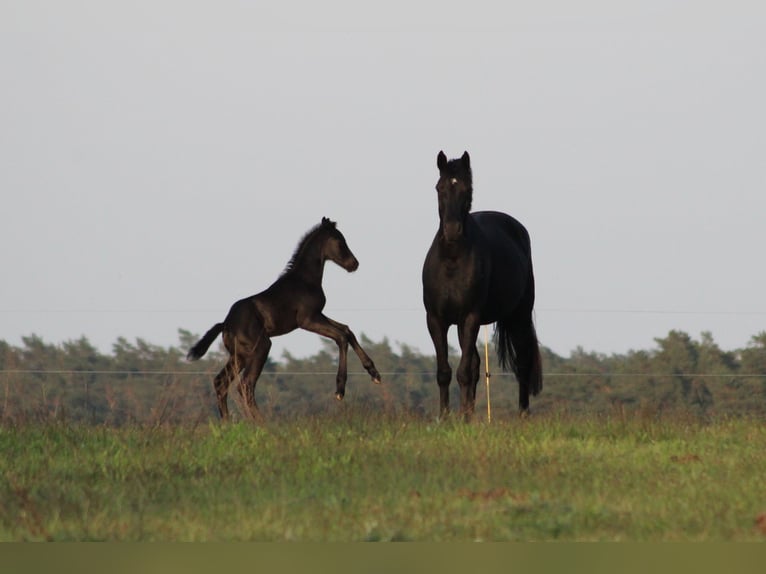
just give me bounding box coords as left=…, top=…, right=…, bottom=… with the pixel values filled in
left=1, top=329, right=765, bottom=424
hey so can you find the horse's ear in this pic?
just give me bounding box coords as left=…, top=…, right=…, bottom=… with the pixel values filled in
left=437, top=151, right=447, bottom=171
left=461, top=151, right=471, bottom=170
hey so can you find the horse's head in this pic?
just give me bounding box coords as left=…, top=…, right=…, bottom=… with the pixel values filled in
left=320, top=217, right=359, bottom=272
left=435, top=151, right=473, bottom=243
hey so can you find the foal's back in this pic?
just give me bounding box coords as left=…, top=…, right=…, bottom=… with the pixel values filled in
left=225, top=270, right=326, bottom=340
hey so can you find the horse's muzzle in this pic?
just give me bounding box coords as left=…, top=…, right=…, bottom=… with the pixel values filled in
left=344, top=256, right=359, bottom=272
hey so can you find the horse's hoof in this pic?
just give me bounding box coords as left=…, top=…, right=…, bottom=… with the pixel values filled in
left=372, top=377, right=382, bottom=385
left=335, top=393, right=344, bottom=401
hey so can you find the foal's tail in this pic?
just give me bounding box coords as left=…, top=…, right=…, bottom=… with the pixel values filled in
left=495, top=315, right=543, bottom=396
left=187, top=322, right=224, bottom=361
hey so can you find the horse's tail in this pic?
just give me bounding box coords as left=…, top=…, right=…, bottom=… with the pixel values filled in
left=187, top=322, right=224, bottom=361
left=495, top=315, right=543, bottom=396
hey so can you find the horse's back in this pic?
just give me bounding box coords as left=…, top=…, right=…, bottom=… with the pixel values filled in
left=471, top=211, right=531, bottom=254
left=471, top=210, right=533, bottom=318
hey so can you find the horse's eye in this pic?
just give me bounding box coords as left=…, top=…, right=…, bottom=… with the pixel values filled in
left=450, top=178, right=458, bottom=185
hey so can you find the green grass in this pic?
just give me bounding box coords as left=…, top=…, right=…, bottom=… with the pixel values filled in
left=2, top=411, right=765, bottom=541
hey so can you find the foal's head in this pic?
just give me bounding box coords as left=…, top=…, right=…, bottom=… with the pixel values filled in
left=435, top=151, right=473, bottom=243
left=319, top=217, right=359, bottom=272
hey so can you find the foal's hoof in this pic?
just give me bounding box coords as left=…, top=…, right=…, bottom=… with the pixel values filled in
left=372, top=376, right=382, bottom=385
left=335, top=392, right=344, bottom=401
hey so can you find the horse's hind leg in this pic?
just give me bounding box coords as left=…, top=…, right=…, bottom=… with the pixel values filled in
left=214, top=359, right=237, bottom=421
left=238, top=337, right=272, bottom=421
left=508, top=315, right=542, bottom=416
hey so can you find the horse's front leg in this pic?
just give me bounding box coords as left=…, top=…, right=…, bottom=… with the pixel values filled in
left=324, top=316, right=382, bottom=385
left=426, top=312, right=452, bottom=415
left=456, top=315, right=481, bottom=417
left=301, top=315, right=350, bottom=400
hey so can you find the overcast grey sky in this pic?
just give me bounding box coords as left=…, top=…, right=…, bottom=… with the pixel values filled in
left=2, top=1, right=765, bottom=361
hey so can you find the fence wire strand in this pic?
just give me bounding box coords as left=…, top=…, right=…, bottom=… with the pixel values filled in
left=1, top=369, right=766, bottom=379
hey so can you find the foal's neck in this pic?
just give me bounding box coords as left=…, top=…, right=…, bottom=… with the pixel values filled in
left=288, top=243, right=327, bottom=285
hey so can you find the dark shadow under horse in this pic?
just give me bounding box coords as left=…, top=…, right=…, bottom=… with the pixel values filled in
left=422, top=151, right=542, bottom=417
left=187, top=217, right=381, bottom=420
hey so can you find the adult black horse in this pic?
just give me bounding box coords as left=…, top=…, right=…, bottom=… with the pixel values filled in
left=422, top=151, right=542, bottom=417
left=187, top=217, right=382, bottom=420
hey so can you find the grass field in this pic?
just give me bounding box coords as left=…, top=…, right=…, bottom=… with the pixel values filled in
left=1, top=410, right=765, bottom=541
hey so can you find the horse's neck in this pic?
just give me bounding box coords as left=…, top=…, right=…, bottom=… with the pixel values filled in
left=290, top=245, right=326, bottom=285
left=437, top=219, right=480, bottom=260
left=436, top=239, right=465, bottom=261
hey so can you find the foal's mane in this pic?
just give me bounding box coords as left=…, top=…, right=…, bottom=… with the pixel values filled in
left=282, top=217, right=336, bottom=274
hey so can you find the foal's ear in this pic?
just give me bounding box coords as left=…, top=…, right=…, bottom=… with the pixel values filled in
left=437, top=150, right=447, bottom=171
left=461, top=151, right=471, bottom=170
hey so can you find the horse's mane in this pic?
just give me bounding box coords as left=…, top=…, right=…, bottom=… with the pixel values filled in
left=282, top=217, right=336, bottom=274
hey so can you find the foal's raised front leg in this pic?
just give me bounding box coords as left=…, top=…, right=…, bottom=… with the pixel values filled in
left=301, top=315, right=349, bottom=400
left=324, top=316, right=382, bottom=385
left=302, top=314, right=380, bottom=400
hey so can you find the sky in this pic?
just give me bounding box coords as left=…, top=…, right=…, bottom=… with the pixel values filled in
left=2, top=1, right=765, bottom=361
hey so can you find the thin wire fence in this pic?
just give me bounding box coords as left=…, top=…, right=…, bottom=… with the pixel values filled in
left=2, top=367, right=765, bottom=426
left=2, top=369, right=766, bottom=378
